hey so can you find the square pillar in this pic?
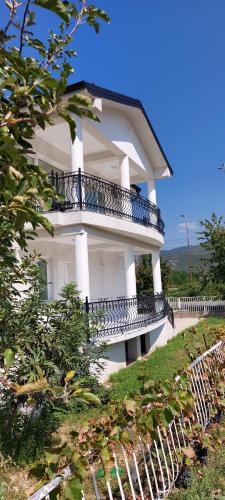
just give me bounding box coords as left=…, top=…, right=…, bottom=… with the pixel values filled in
left=70, top=116, right=84, bottom=172
left=152, top=250, right=162, bottom=295
left=74, top=230, right=90, bottom=301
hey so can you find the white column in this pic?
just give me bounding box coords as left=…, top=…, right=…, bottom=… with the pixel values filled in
left=147, top=178, right=157, bottom=205
left=120, top=155, right=130, bottom=190
left=152, top=250, right=162, bottom=294
left=124, top=246, right=137, bottom=297
left=74, top=230, right=90, bottom=301
left=70, top=116, right=84, bottom=172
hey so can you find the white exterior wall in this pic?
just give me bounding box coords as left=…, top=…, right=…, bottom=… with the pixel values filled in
left=89, top=251, right=126, bottom=299
left=86, top=108, right=154, bottom=175
left=100, top=342, right=127, bottom=382
left=99, top=319, right=175, bottom=382
left=29, top=241, right=126, bottom=301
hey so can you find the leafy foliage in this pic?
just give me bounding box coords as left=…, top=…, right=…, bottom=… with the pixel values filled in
left=29, top=336, right=225, bottom=498
left=0, top=255, right=106, bottom=386
left=0, top=256, right=105, bottom=459
left=136, top=255, right=171, bottom=295
left=0, top=0, right=109, bottom=267
left=198, top=213, right=225, bottom=297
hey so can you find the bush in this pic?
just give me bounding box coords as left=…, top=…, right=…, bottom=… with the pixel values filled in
left=0, top=256, right=107, bottom=461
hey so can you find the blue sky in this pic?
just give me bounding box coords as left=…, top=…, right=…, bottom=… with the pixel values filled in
left=2, top=1, right=225, bottom=248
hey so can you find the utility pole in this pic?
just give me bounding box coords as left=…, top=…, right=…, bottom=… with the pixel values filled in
left=181, top=214, right=193, bottom=285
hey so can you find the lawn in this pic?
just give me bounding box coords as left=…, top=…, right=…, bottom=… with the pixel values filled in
left=108, top=317, right=225, bottom=401
left=65, top=317, right=225, bottom=429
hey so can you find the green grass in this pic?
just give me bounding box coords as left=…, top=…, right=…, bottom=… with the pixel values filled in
left=64, top=318, right=225, bottom=429
left=168, top=418, right=225, bottom=499
left=108, top=318, right=225, bottom=401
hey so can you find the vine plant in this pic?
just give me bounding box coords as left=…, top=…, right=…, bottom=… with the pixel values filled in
left=29, top=334, right=225, bottom=499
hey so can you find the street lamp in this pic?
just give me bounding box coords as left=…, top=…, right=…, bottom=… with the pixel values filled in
left=180, top=214, right=193, bottom=285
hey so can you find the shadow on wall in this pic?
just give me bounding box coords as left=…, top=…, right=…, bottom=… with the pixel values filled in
left=99, top=320, right=174, bottom=382
left=148, top=319, right=174, bottom=354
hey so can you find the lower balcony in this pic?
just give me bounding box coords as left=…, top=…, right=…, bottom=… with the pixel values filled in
left=47, top=170, right=164, bottom=234
left=85, top=293, right=172, bottom=339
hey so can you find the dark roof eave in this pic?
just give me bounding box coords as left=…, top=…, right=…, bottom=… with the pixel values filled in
left=65, top=81, right=173, bottom=176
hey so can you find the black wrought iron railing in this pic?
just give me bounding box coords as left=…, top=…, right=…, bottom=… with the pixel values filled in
left=85, top=293, right=169, bottom=338
left=48, top=170, right=164, bottom=234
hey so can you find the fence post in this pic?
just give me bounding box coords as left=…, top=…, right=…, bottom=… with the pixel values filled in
left=85, top=296, right=90, bottom=342
left=178, top=297, right=181, bottom=311
left=78, top=168, right=83, bottom=210
left=85, top=296, right=89, bottom=314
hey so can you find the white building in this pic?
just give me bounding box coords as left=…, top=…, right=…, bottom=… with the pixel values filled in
left=27, top=81, right=174, bottom=380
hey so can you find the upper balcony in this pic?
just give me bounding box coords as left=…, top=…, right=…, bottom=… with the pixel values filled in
left=47, top=169, right=165, bottom=235
left=32, top=82, right=172, bottom=245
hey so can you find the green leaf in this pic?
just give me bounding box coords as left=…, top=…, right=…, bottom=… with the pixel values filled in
left=100, top=447, right=111, bottom=465
left=120, top=430, right=130, bottom=444
left=168, top=400, right=181, bottom=416
left=4, top=348, right=15, bottom=369
left=161, top=382, right=171, bottom=396
left=80, top=392, right=101, bottom=405
left=124, top=399, right=136, bottom=414
left=28, top=462, right=46, bottom=479
left=42, top=78, right=59, bottom=89
left=16, top=378, right=49, bottom=395
left=164, top=407, right=173, bottom=424
left=64, top=370, right=76, bottom=383
left=64, top=477, right=83, bottom=500
left=68, top=94, right=92, bottom=107
left=59, top=112, right=76, bottom=143
left=89, top=8, right=110, bottom=24
left=34, top=0, right=70, bottom=22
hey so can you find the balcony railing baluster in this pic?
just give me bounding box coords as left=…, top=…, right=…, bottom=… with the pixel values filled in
left=47, top=171, right=164, bottom=234
left=86, top=293, right=169, bottom=337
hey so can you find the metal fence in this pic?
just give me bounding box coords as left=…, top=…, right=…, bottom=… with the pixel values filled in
left=30, top=340, right=224, bottom=500
left=167, top=296, right=225, bottom=313
left=86, top=293, right=169, bottom=338
left=48, top=169, right=165, bottom=234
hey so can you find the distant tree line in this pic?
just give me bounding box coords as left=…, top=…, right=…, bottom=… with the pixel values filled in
left=136, top=213, right=225, bottom=298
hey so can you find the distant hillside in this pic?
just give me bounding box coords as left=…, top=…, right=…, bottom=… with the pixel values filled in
left=161, top=245, right=208, bottom=272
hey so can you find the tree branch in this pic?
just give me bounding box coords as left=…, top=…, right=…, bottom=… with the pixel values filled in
left=43, top=0, right=88, bottom=70
left=3, top=0, right=17, bottom=36
left=0, top=116, right=34, bottom=128
left=19, top=0, right=31, bottom=55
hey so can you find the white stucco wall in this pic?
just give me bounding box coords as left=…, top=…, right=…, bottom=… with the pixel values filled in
left=99, top=319, right=175, bottom=382
left=100, top=341, right=127, bottom=382
left=89, top=251, right=126, bottom=299
left=86, top=108, right=154, bottom=175
left=28, top=240, right=126, bottom=300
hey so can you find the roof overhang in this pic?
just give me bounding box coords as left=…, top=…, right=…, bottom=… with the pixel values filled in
left=65, top=81, right=173, bottom=177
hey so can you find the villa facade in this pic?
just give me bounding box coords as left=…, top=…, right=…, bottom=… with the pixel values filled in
left=25, top=81, right=174, bottom=380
